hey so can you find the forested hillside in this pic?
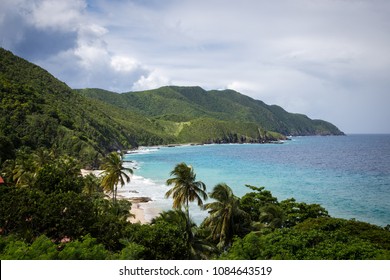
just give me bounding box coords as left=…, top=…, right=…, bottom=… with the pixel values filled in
left=79, top=86, right=344, bottom=137
left=1, top=47, right=343, bottom=167
left=0, top=48, right=174, bottom=166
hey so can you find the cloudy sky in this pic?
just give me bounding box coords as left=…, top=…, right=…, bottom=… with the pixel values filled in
left=1, top=0, right=390, bottom=133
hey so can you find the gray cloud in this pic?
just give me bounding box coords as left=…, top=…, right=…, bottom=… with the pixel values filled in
left=0, top=0, right=153, bottom=91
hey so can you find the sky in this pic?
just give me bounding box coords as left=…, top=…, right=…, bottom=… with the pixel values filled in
left=1, top=0, right=390, bottom=133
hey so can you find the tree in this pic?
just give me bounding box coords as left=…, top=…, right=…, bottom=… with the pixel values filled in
left=0, top=135, right=15, bottom=166
left=82, top=173, right=103, bottom=197
left=165, top=162, right=207, bottom=225
left=259, top=204, right=285, bottom=229
left=279, top=198, right=329, bottom=227
left=0, top=235, right=58, bottom=260
left=219, top=232, right=264, bottom=260
left=0, top=187, right=96, bottom=242
left=203, top=183, right=250, bottom=249
left=31, top=148, right=54, bottom=169
left=239, top=185, right=278, bottom=222
left=11, top=152, right=36, bottom=188
left=115, top=241, right=146, bottom=260
left=58, top=234, right=109, bottom=260
left=101, top=152, right=132, bottom=203
left=127, top=222, right=190, bottom=259
left=89, top=197, right=131, bottom=251
left=152, top=209, right=215, bottom=259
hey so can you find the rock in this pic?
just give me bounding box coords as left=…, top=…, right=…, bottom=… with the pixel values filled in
left=129, top=197, right=152, bottom=203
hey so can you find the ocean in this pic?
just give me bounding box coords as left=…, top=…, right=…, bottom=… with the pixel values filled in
left=121, top=135, right=390, bottom=226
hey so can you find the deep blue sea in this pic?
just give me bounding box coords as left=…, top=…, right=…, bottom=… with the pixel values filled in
left=123, top=135, right=390, bottom=226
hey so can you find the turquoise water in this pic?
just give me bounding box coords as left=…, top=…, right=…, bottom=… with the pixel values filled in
left=124, top=135, right=390, bottom=226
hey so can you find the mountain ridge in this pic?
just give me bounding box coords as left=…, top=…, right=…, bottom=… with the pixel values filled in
left=78, top=85, right=344, bottom=137
left=1, top=48, right=343, bottom=166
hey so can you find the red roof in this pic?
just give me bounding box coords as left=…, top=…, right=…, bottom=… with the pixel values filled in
left=0, top=177, right=4, bottom=184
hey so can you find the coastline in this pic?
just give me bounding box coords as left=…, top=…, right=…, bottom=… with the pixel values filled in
left=81, top=169, right=161, bottom=224
left=124, top=140, right=287, bottom=154
left=127, top=201, right=161, bottom=224
left=118, top=194, right=161, bottom=224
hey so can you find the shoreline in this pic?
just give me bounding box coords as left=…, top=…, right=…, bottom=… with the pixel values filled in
left=118, top=194, right=161, bottom=224
left=80, top=169, right=161, bottom=224
left=127, top=201, right=161, bottom=224
left=125, top=141, right=284, bottom=153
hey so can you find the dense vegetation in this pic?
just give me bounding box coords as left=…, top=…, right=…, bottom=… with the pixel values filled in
left=0, top=153, right=389, bottom=260
left=78, top=86, right=344, bottom=138
left=0, top=48, right=174, bottom=167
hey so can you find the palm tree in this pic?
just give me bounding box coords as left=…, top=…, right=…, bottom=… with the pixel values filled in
left=259, top=204, right=285, bottom=229
left=151, top=209, right=215, bottom=259
left=101, top=152, right=133, bottom=203
left=165, top=162, right=208, bottom=223
left=204, top=183, right=249, bottom=249
left=82, top=173, right=103, bottom=197
left=31, top=148, right=53, bottom=169
left=12, top=156, right=36, bottom=188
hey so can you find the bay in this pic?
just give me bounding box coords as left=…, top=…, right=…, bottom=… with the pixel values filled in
left=123, top=135, right=390, bottom=226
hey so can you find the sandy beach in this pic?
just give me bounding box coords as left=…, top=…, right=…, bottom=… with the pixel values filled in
left=81, top=169, right=160, bottom=224
left=128, top=202, right=163, bottom=224
left=128, top=203, right=147, bottom=223
left=115, top=195, right=161, bottom=224
left=80, top=169, right=104, bottom=177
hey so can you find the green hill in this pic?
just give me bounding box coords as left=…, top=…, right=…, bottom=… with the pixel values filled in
left=0, top=48, right=343, bottom=166
left=79, top=86, right=344, bottom=137
left=0, top=48, right=174, bottom=166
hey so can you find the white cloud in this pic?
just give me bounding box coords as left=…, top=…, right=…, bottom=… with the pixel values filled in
left=110, top=56, right=140, bottom=72
left=226, top=81, right=260, bottom=94
left=132, top=70, right=171, bottom=91
left=25, top=0, right=86, bottom=31
left=73, top=24, right=109, bottom=69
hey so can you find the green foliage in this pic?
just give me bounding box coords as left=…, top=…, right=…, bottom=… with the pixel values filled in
left=115, top=241, right=146, bottom=260
left=2, top=149, right=84, bottom=192
left=127, top=222, right=190, bottom=260
left=0, top=235, right=58, bottom=260
left=239, top=185, right=278, bottom=222
left=165, top=162, right=208, bottom=220
left=58, top=234, right=109, bottom=260
left=101, top=152, right=132, bottom=203
left=0, top=234, right=111, bottom=260
left=223, top=218, right=390, bottom=260
left=152, top=209, right=216, bottom=259
left=1, top=169, right=389, bottom=260
left=176, top=118, right=282, bottom=144
left=0, top=134, right=15, bottom=165
left=259, top=204, right=285, bottom=229
left=239, top=186, right=329, bottom=229
left=34, top=157, right=84, bottom=193
left=0, top=48, right=173, bottom=167
left=88, top=197, right=132, bottom=251
left=203, top=183, right=251, bottom=249
left=279, top=198, right=329, bottom=227
left=82, top=174, right=103, bottom=196
left=219, top=232, right=264, bottom=260
left=80, top=85, right=344, bottom=139
left=0, top=187, right=97, bottom=242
